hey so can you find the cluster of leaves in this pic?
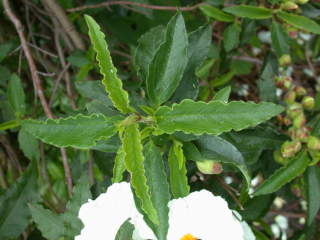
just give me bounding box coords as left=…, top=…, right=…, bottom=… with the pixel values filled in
left=0, top=0, right=320, bottom=239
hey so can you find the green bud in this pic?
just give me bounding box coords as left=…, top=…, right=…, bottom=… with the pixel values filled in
left=307, top=136, right=320, bottom=150
left=196, top=160, right=223, bottom=175
left=274, top=149, right=289, bottom=165
left=281, top=140, right=302, bottom=158
left=302, top=96, right=315, bottom=110
left=284, top=91, right=296, bottom=104
left=297, top=0, right=308, bottom=4
left=294, top=86, right=307, bottom=97
left=279, top=54, right=292, bottom=66
left=287, top=103, right=303, bottom=119
left=293, top=113, right=306, bottom=128
left=288, top=126, right=309, bottom=141
left=308, top=149, right=320, bottom=166
left=281, top=1, right=299, bottom=10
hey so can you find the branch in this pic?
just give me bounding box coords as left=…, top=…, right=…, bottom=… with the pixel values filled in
left=67, top=1, right=203, bottom=12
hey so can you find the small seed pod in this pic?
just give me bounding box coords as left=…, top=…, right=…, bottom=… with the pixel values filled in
left=279, top=54, right=292, bottom=66
left=302, top=96, right=315, bottom=110
left=284, top=91, right=296, bottom=105
left=287, top=103, right=303, bottom=119
left=196, top=160, right=223, bottom=175
left=281, top=1, right=299, bottom=10
left=294, top=86, right=307, bottom=97
left=288, top=126, right=309, bottom=141
left=274, top=149, right=289, bottom=165
left=281, top=140, right=302, bottom=158
left=307, top=136, right=320, bottom=150
left=297, top=0, right=309, bottom=4
left=293, top=113, right=306, bottom=128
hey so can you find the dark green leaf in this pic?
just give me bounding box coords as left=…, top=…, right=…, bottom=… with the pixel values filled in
left=305, top=166, right=320, bottom=225
left=147, top=13, right=188, bottom=105
left=199, top=4, right=235, bottom=22
left=115, top=219, right=134, bottom=240
left=271, top=21, right=290, bottom=57
left=223, top=23, right=241, bottom=52
left=223, top=5, right=273, bottom=19
left=7, top=74, right=26, bottom=118
left=18, top=128, right=40, bottom=161
left=254, top=151, right=309, bottom=196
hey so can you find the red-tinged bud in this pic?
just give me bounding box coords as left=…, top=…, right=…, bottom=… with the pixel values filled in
left=302, top=96, right=315, bottom=110
left=293, top=113, right=306, bottom=128
left=283, top=117, right=292, bottom=126
left=284, top=91, right=296, bottom=104
left=294, top=86, right=307, bottom=97
left=196, top=160, right=223, bottom=175
left=287, top=103, right=303, bottom=119
left=283, top=77, right=292, bottom=89
left=307, top=136, right=320, bottom=150
left=288, top=127, right=309, bottom=141
left=291, top=183, right=302, bottom=197
left=279, top=54, right=292, bottom=66
left=281, top=140, right=302, bottom=158
left=274, top=149, right=289, bottom=165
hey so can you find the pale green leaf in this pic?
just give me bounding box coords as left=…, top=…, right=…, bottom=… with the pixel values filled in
left=223, top=5, right=273, bottom=19
left=85, top=15, right=133, bottom=114
left=277, top=11, right=320, bottom=34
left=0, top=162, right=38, bottom=240
left=22, top=114, right=121, bottom=149
left=147, top=13, right=188, bottom=105
left=212, top=86, right=231, bottom=103
left=155, top=99, right=284, bottom=135
left=144, top=141, right=170, bottom=240
left=122, top=123, right=158, bottom=224
left=254, top=151, right=309, bottom=196
left=0, top=120, right=20, bottom=131
left=199, top=4, right=235, bottom=22
left=168, top=141, right=190, bottom=198
left=112, top=146, right=126, bottom=183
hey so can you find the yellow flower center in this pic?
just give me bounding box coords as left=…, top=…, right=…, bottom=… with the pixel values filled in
left=180, top=233, right=198, bottom=240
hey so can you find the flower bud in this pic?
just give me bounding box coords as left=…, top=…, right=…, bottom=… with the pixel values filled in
left=288, top=126, right=309, bottom=141
left=297, top=0, right=308, bottom=4
left=302, top=96, right=315, bottom=110
left=279, top=54, right=292, bottom=66
left=307, top=136, right=320, bottom=150
left=284, top=91, right=296, bottom=104
left=287, top=103, right=303, bottom=119
left=291, top=183, right=302, bottom=197
left=196, top=160, right=223, bottom=175
left=274, top=149, right=289, bottom=165
left=281, top=140, right=302, bottom=158
left=293, top=113, right=306, bottom=128
left=294, top=86, right=307, bottom=97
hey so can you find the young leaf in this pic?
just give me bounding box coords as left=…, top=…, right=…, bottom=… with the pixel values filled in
left=223, top=23, right=241, bottom=52
left=144, top=141, right=170, bottom=240
left=254, top=151, right=309, bottom=196
left=173, top=25, right=212, bottom=101
left=84, top=15, right=133, bottom=114
left=271, top=21, right=290, bottom=57
left=122, top=123, right=158, bottom=224
left=168, top=140, right=190, bottom=198
left=22, top=114, right=121, bottom=149
left=134, top=25, right=166, bottom=81
left=199, top=4, right=235, bottom=22
left=305, top=166, right=320, bottom=225
left=7, top=74, right=26, bottom=118
left=0, top=161, right=38, bottom=240
left=197, top=135, right=251, bottom=188
left=155, top=99, right=284, bottom=135
left=223, top=5, right=273, bottom=19
left=112, top=146, right=126, bottom=183
left=212, top=86, right=231, bottom=103
left=147, top=13, right=188, bottom=105
left=115, top=219, right=134, bottom=240
left=0, top=119, right=20, bottom=131
left=277, top=11, right=320, bottom=34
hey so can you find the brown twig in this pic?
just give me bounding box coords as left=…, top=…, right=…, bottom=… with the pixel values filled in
left=3, top=0, right=73, bottom=197
left=67, top=1, right=204, bottom=12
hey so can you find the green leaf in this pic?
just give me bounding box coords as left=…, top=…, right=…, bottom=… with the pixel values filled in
left=84, top=15, right=133, bottom=114
left=115, top=219, right=134, bottom=240
left=197, top=135, right=251, bottom=188
left=271, top=21, right=290, bottom=57
left=168, top=140, right=190, bottom=198
left=0, top=119, right=20, bottom=131
left=134, top=25, right=166, bottom=81
left=7, top=74, right=26, bottom=118
left=305, top=166, right=320, bottom=225
left=223, top=5, right=273, bottom=19
left=147, top=13, right=188, bottom=105
left=29, top=204, right=64, bottom=240
left=18, top=128, right=40, bottom=161
left=144, top=141, right=170, bottom=240
left=22, top=114, right=121, bottom=149
left=75, top=80, right=112, bottom=103
left=0, top=161, right=38, bottom=240
left=212, top=86, right=231, bottom=103
left=155, top=99, right=284, bottom=135
left=122, top=123, right=158, bottom=224
left=277, top=11, right=320, bottom=34
left=200, top=4, right=235, bottom=22
left=112, top=146, right=126, bottom=183
left=211, top=71, right=235, bottom=87
left=254, top=151, right=309, bottom=196
left=258, top=53, right=278, bottom=102
left=173, top=25, right=212, bottom=101
left=30, top=175, right=91, bottom=240
left=223, top=23, right=241, bottom=52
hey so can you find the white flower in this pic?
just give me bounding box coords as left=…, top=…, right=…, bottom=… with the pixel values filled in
left=75, top=182, right=245, bottom=240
